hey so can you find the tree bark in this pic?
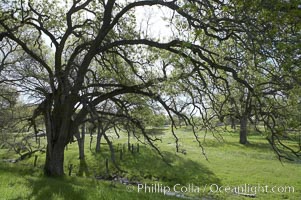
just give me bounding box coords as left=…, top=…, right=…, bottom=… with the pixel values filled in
left=230, top=117, right=236, bottom=130
left=78, top=124, right=85, bottom=160
left=89, top=128, right=93, bottom=150
left=42, top=93, right=78, bottom=176
left=44, top=142, right=65, bottom=176
left=127, top=130, right=131, bottom=151
left=239, top=114, right=248, bottom=144
left=95, top=125, right=103, bottom=153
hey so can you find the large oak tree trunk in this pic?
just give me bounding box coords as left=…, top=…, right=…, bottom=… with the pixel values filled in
left=42, top=93, right=79, bottom=176
left=239, top=114, right=248, bottom=144
left=44, top=142, right=65, bottom=176
left=43, top=121, right=72, bottom=176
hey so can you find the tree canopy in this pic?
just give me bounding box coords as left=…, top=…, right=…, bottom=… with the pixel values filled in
left=0, top=0, right=300, bottom=176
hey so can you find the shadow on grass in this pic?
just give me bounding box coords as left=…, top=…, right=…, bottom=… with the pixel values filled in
left=0, top=162, right=87, bottom=200
left=0, top=161, right=96, bottom=200
left=1, top=144, right=221, bottom=200
left=221, top=140, right=274, bottom=152
left=24, top=176, right=90, bottom=200
left=104, top=146, right=221, bottom=187
left=202, top=136, right=273, bottom=151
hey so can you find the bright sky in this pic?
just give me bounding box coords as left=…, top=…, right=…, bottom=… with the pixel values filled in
left=134, top=5, right=174, bottom=42
left=40, top=1, right=175, bottom=49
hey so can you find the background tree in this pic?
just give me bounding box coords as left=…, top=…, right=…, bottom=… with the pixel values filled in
left=0, top=86, right=18, bottom=128
left=235, top=0, right=301, bottom=158
left=197, top=0, right=301, bottom=149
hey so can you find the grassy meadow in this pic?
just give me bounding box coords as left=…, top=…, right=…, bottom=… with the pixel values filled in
left=0, top=128, right=300, bottom=200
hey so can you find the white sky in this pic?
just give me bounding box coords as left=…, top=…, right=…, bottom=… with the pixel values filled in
left=134, top=5, right=174, bottom=42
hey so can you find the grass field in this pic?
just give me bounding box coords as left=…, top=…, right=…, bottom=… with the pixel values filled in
left=0, top=128, right=300, bottom=200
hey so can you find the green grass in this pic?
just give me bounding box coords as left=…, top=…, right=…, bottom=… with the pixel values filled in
left=0, top=162, right=179, bottom=200
left=0, top=129, right=300, bottom=200
left=169, top=130, right=301, bottom=199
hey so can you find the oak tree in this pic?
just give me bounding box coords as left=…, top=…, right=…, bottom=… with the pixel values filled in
left=1, top=0, right=300, bottom=176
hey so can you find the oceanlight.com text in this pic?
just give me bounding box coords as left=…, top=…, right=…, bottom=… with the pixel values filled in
left=135, top=183, right=295, bottom=195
